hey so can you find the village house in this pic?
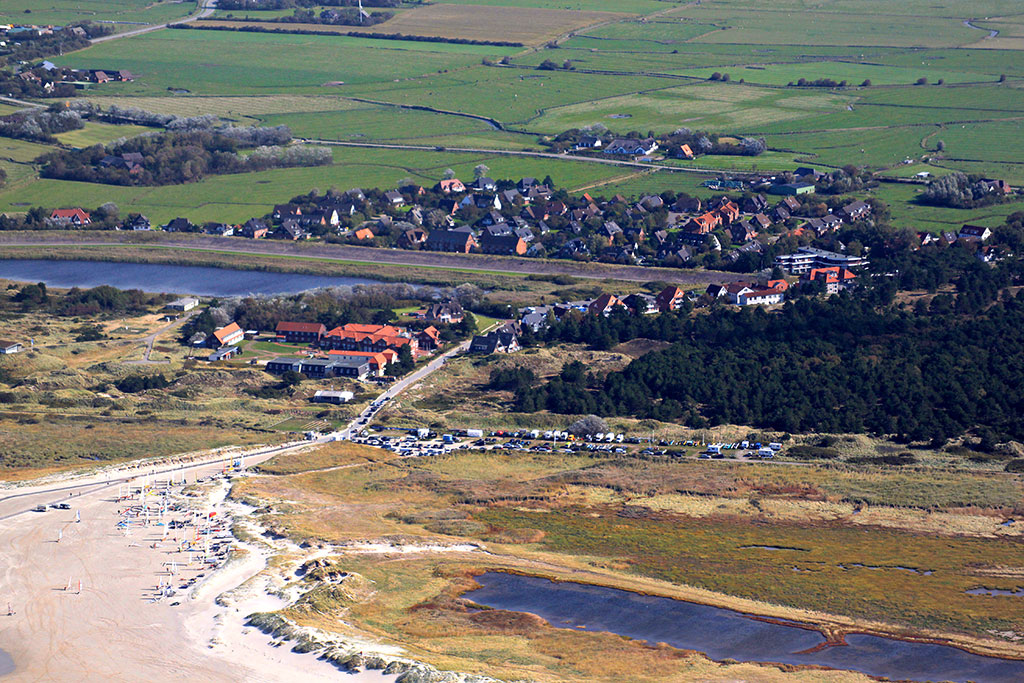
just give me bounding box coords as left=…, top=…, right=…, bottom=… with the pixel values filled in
left=840, top=200, right=871, bottom=221
left=163, top=217, right=194, bottom=233
left=604, top=138, right=659, bottom=157
left=49, top=208, right=91, bottom=226
left=655, top=285, right=687, bottom=312
left=435, top=178, right=467, bottom=194
left=0, top=340, right=24, bottom=354
left=326, top=350, right=390, bottom=377
left=425, top=229, right=477, bottom=253
left=588, top=293, right=626, bottom=316
left=211, top=322, right=244, bottom=347
left=480, top=233, right=527, bottom=255
left=958, top=224, right=992, bottom=242
left=470, top=329, right=520, bottom=354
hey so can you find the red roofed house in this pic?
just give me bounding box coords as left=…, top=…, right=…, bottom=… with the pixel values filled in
left=50, top=208, right=91, bottom=226
left=354, top=227, right=375, bottom=240
left=655, top=285, right=687, bottom=312
left=416, top=325, right=442, bottom=352
left=321, top=323, right=418, bottom=356
left=805, top=267, right=857, bottom=294
left=686, top=212, right=721, bottom=235
left=766, top=279, right=789, bottom=292
left=588, top=293, right=625, bottom=317
left=212, top=322, right=244, bottom=347
left=435, top=178, right=467, bottom=194
left=676, top=143, right=694, bottom=160
left=275, top=321, right=327, bottom=344
left=715, top=201, right=741, bottom=225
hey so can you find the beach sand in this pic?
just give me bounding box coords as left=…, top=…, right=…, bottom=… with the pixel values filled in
left=0, top=449, right=399, bottom=682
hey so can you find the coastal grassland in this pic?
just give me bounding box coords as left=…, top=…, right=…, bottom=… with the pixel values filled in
left=0, top=145, right=626, bottom=224
left=255, top=440, right=395, bottom=476
left=355, top=3, right=628, bottom=45
left=54, top=122, right=156, bottom=149
left=235, top=444, right=1024, bottom=669
left=0, top=413, right=276, bottom=476
left=932, top=119, right=1024, bottom=164
left=0, top=0, right=195, bottom=26
left=527, top=82, right=853, bottom=134
left=765, top=127, right=932, bottom=169
left=475, top=505, right=1024, bottom=638
left=51, top=31, right=509, bottom=96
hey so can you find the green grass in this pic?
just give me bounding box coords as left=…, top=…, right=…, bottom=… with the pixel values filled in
left=54, top=122, right=155, bottom=149
left=0, top=0, right=196, bottom=26
left=258, top=106, right=492, bottom=142
left=52, top=30, right=513, bottom=96
left=435, top=0, right=669, bottom=13
left=529, top=81, right=853, bottom=134
left=0, top=138, right=55, bottom=163
left=870, top=182, right=1024, bottom=232
left=0, top=145, right=625, bottom=223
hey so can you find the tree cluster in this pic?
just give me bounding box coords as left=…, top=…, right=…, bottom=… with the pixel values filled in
left=920, top=172, right=1013, bottom=209
left=0, top=107, right=83, bottom=143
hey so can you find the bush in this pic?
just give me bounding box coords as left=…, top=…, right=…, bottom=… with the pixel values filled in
left=1005, top=459, right=1024, bottom=473
left=787, top=445, right=840, bottom=460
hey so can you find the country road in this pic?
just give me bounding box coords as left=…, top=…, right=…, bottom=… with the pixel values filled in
left=0, top=233, right=737, bottom=286
left=89, top=0, right=217, bottom=44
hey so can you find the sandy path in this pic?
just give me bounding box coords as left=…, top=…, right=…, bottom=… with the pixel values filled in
left=0, top=447, right=397, bottom=682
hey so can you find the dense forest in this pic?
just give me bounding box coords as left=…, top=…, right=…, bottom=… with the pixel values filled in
left=514, top=253, right=1024, bottom=443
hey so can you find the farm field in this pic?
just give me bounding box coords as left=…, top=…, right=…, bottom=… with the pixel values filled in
left=54, top=122, right=155, bottom=148
left=258, top=106, right=494, bottom=142
left=0, top=0, right=195, bottom=27
left=528, top=82, right=854, bottom=134
left=350, top=3, right=627, bottom=45
left=51, top=30, right=514, bottom=96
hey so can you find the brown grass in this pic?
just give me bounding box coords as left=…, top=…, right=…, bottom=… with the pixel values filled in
left=356, top=4, right=629, bottom=45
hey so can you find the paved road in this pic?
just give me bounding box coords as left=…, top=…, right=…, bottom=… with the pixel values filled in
left=89, top=0, right=216, bottom=44
left=0, top=440, right=308, bottom=523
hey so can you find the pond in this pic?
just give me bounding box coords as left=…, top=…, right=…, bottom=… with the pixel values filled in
left=0, top=260, right=387, bottom=297
left=464, top=572, right=1024, bottom=683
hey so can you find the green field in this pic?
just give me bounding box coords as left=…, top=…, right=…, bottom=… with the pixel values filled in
left=52, top=30, right=517, bottom=96
left=54, top=122, right=155, bottom=149
left=0, top=0, right=195, bottom=26
left=0, top=146, right=625, bottom=223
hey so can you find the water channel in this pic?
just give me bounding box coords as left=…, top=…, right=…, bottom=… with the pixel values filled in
left=464, top=572, right=1024, bottom=683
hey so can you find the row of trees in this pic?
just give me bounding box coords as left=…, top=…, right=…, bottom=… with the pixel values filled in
left=0, top=108, right=84, bottom=143
left=38, top=126, right=331, bottom=186
left=8, top=282, right=167, bottom=316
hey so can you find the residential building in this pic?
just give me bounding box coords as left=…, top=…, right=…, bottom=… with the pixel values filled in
left=469, top=330, right=520, bottom=354
left=212, top=322, right=244, bottom=347
left=604, top=138, right=659, bottom=156
left=769, top=183, right=815, bottom=196
left=275, top=321, right=327, bottom=344
left=655, top=285, right=687, bottom=312
left=49, top=208, right=91, bottom=226
left=425, top=229, right=477, bottom=253
left=312, top=390, right=354, bottom=404
left=805, top=266, right=857, bottom=294
left=775, top=246, right=868, bottom=275
left=958, top=224, right=992, bottom=242
left=165, top=297, right=199, bottom=312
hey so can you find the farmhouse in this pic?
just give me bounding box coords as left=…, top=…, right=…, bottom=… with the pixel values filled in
left=604, top=138, right=658, bottom=156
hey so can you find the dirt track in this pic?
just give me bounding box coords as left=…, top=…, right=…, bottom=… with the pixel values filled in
left=0, top=232, right=736, bottom=286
